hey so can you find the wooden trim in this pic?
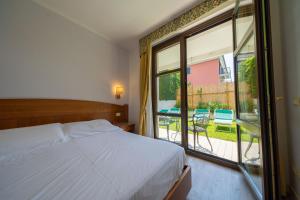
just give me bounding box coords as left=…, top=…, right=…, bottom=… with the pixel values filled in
left=114, top=122, right=135, bottom=133
left=152, top=36, right=181, bottom=55
left=0, top=99, right=128, bottom=130
left=186, top=150, right=239, bottom=170
left=164, top=165, right=191, bottom=200
left=254, top=0, right=269, bottom=198
left=156, top=68, right=181, bottom=77
left=232, top=12, right=243, bottom=165
left=263, top=0, right=281, bottom=198
left=152, top=38, right=181, bottom=76
left=183, top=9, right=233, bottom=38
left=253, top=0, right=278, bottom=199
left=180, top=35, right=188, bottom=150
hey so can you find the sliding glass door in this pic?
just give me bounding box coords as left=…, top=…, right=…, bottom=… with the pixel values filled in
left=152, top=1, right=278, bottom=198
left=186, top=20, right=238, bottom=162
left=233, top=0, right=277, bottom=199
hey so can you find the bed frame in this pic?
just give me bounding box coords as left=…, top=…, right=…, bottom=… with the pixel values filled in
left=0, top=99, right=128, bottom=129
left=0, top=99, right=191, bottom=200
left=165, top=165, right=191, bottom=200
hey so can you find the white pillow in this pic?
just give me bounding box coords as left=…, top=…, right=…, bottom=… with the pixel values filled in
left=63, top=119, right=122, bottom=138
left=0, top=123, right=68, bottom=157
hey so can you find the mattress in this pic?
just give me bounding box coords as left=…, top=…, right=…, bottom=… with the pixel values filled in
left=0, top=128, right=186, bottom=200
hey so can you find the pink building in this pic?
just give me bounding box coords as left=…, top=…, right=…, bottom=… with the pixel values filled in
left=187, top=59, right=220, bottom=86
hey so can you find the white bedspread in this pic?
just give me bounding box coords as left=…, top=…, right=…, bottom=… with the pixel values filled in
left=0, top=130, right=185, bottom=200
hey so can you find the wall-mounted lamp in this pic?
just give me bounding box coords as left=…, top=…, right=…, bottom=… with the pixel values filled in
left=115, top=86, right=124, bottom=99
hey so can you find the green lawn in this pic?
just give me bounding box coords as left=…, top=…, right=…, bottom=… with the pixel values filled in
left=159, top=119, right=258, bottom=143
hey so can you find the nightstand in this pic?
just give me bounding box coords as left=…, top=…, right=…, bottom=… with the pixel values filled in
left=115, top=122, right=135, bottom=133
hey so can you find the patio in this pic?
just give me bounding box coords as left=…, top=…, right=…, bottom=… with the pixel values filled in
left=158, top=128, right=260, bottom=165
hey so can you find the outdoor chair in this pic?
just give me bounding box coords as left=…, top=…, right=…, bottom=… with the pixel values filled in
left=244, top=131, right=261, bottom=161
left=158, top=109, right=171, bottom=140
left=188, top=114, right=213, bottom=151
left=168, top=107, right=180, bottom=142
left=214, top=109, right=234, bottom=132
left=194, top=108, right=210, bottom=120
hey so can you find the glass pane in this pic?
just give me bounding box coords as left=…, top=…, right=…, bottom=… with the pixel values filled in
left=157, top=72, right=181, bottom=113
left=240, top=125, right=263, bottom=193
left=237, top=34, right=260, bottom=123
left=186, top=20, right=237, bottom=162
left=157, top=115, right=181, bottom=144
left=236, top=19, right=263, bottom=194
left=157, top=43, right=180, bottom=73
left=235, top=0, right=254, bottom=47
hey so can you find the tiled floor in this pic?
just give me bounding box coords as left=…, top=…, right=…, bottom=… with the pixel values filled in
left=186, top=155, right=256, bottom=200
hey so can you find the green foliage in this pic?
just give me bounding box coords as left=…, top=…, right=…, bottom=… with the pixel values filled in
left=239, top=56, right=258, bottom=98
left=208, top=101, right=219, bottom=111
left=196, top=101, right=230, bottom=111
left=208, top=101, right=230, bottom=111
left=239, top=99, right=254, bottom=112
left=175, top=100, right=181, bottom=108
left=159, top=73, right=180, bottom=100
left=220, top=103, right=230, bottom=109
left=196, top=88, right=203, bottom=96
left=196, top=102, right=209, bottom=109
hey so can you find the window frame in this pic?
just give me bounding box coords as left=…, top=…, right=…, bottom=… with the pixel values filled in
left=151, top=10, right=234, bottom=157
left=151, top=1, right=279, bottom=199
left=152, top=36, right=184, bottom=146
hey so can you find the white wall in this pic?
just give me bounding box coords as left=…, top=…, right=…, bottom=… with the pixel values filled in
left=0, top=0, right=129, bottom=105
left=128, top=44, right=140, bottom=132
left=279, top=0, right=300, bottom=198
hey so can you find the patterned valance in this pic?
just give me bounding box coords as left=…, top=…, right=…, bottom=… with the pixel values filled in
left=139, top=0, right=229, bottom=55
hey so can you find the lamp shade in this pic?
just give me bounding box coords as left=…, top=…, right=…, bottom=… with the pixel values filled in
left=115, top=86, right=124, bottom=99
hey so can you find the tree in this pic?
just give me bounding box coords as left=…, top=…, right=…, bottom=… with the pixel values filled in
left=159, top=73, right=180, bottom=100
left=238, top=55, right=258, bottom=98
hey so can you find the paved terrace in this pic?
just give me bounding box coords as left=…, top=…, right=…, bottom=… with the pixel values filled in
left=158, top=128, right=260, bottom=165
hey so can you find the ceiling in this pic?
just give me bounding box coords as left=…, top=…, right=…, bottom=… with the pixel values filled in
left=34, top=0, right=204, bottom=50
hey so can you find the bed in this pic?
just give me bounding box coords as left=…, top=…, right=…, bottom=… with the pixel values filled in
left=0, top=99, right=191, bottom=200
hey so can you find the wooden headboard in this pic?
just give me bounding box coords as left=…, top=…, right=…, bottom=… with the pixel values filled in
left=0, top=99, right=128, bottom=130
